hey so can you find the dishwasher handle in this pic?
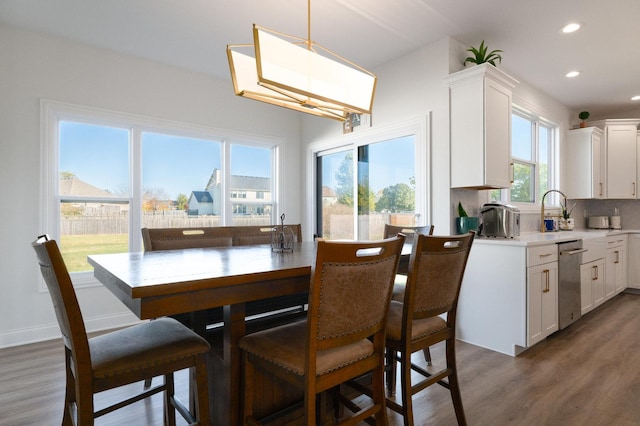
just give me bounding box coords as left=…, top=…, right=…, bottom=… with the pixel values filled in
left=560, top=248, right=588, bottom=256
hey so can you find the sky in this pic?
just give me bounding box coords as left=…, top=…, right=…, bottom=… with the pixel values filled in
left=59, top=121, right=271, bottom=199
left=59, top=121, right=414, bottom=200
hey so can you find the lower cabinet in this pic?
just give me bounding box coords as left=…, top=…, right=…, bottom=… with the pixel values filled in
left=580, top=258, right=605, bottom=315
left=527, top=244, right=559, bottom=347
left=605, top=235, right=627, bottom=298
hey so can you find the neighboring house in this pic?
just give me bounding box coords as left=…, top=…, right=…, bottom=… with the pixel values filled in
left=187, top=169, right=272, bottom=216
left=59, top=175, right=127, bottom=215
left=188, top=191, right=214, bottom=215
left=321, top=186, right=338, bottom=207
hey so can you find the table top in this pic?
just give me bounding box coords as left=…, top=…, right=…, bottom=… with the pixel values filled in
left=88, top=242, right=318, bottom=299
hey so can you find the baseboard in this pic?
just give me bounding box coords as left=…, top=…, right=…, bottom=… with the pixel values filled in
left=0, top=311, right=141, bottom=349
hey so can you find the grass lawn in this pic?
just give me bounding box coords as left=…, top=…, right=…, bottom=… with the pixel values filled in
left=60, top=234, right=128, bottom=273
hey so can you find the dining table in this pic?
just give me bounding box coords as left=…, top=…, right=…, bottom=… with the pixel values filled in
left=87, top=240, right=411, bottom=425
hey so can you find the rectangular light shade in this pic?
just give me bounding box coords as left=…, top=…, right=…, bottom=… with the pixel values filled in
left=227, top=25, right=376, bottom=121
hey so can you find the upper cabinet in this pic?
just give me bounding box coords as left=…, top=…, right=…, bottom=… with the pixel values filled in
left=564, top=127, right=604, bottom=199
left=592, top=119, right=640, bottom=199
left=446, top=64, right=519, bottom=189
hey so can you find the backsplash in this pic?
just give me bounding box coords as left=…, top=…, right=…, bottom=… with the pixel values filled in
left=451, top=189, right=640, bottom=233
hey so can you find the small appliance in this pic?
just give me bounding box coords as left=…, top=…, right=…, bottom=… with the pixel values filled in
left=588, top=216, right=609, bottom=229
left=479, top=202, right=520, bottom=238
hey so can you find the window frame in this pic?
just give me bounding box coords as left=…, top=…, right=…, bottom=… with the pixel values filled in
left=41, top=100, right=282, bottom=286
left=306, top=116, right=430, bottom=238
left=491, top=104, right=560, bottom=211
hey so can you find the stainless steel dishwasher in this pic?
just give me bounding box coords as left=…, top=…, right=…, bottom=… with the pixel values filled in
left=557, top=240, right=587, bottom=330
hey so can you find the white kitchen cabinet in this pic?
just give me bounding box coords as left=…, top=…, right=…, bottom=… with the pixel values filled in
left=446, top=63, right=518, bottom=189
left=564, top=127, right=605, bottom=199
left=527, top=245, right=558, bottom=346
left=580, top=258, right=604, bottom=315
left=592, top=119, right=640, bottom=199
left=605, top=235, right=627, bottom=298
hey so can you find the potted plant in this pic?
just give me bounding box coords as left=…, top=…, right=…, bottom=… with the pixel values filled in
left=559, top=199, right=575, bottom=230
left=455, top=202, right=479, bottom=234
left=464, top=40, right=503, bottom=67
left=579, top=111, right=590, bottom=128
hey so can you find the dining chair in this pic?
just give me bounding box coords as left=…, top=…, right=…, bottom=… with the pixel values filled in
left=385, top=232, right=474, bottom=426
left=239, top=235, right=406, bottom=425
left=383, top=224, right=435, bottom=366
left=32, top=235, right=210, bottom=425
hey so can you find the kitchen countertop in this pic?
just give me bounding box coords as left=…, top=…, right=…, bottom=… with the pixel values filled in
left=474, top=229, right=639, bottom=247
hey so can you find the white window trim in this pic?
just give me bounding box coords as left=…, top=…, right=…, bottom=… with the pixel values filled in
left=305, top=115, right=431, bottom=236
left=491, top=101, right=560, bottom=213
left=41, top=99, right=283, bottom=288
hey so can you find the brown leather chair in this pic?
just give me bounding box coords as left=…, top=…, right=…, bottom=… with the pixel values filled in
left=384, top=224, right=435, bottom=366
left=239, top=235, right=406, bottom=425
left=32, top=235, right=210, bottom=425
left=385, top=232, right=474, bottom=426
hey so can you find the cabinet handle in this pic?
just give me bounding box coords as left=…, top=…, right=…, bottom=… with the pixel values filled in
left=539, top=253, right=552, bottom=258
left=599, top=182, right=603, bottom=197
left=615, top=250, right=619, bottom=264
left=634, top=182, right=636, bottom=196
left=543, top=269, right=550, bottom=293
left=592, top=265, right=598, bottom=281
left=510, top=162, right=514, bottom=184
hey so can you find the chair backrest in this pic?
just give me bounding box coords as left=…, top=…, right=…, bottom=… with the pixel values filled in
left=141, top=227, right=234, bottom=251
left=32, top=236, right=91, bottom=366
left=383, top=224, right=434, bottom=243
left=232, top=224, right=302, bottom=246
left=307, top=235, right=406, bottom=360
left=403, top=232, right=474, bottom=324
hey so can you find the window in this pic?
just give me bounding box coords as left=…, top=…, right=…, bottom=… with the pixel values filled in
left=491, top=108, right=558, bottom=207
left=43, top=101, right=279, bottom=279
left=313, top=117, right=429, bottom=240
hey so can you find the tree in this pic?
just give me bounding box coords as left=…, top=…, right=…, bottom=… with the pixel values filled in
left=143, top=188, right=169, bottom=212
left=335, top=152, right=353, bottom=207
left=176, top=193, right=188, bottom=210
left=375, top=183, right=414, bottom=213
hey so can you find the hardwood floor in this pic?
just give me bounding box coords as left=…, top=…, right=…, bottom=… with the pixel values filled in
left=1, top=293, right=639, bottom=425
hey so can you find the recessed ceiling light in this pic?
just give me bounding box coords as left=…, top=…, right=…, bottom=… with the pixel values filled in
left=631, top=95, right=640, bottom=101
left=566, top=71, right=580, bottom=78
left=561, top=22, right=582, bottom=33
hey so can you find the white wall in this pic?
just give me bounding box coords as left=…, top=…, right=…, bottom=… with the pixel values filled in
left=0, top=24, right=304, bottom=348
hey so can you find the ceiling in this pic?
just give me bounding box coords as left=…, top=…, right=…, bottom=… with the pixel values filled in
left=2, top=0, right=639, bottom=119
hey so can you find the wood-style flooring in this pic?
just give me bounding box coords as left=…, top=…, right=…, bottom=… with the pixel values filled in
left=1, top=292, right=639, bottom=425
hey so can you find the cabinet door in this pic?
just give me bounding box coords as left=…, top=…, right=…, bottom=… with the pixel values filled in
left=580, top=262, right=594, bottom=315
left=484, top=78, right=512, bottom=188
left=592, top=259, right=605, bottom=308
left=605, top=248, right=617, bottom=300
left=607, top=125, right=638, bottom=198
left=527, top=262, right=558, bottom=346
left=564, top=127, right=604, bottom=199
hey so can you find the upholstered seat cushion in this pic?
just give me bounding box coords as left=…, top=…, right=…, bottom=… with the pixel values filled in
left=238, top=320, right=374, bottom=376
left=386, top=301, right=447, bottom=342
left=89, top=317, right=210, bottom=379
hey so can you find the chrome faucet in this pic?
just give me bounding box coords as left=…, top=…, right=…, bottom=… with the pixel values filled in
left=540, top=189, right=567, bottom=232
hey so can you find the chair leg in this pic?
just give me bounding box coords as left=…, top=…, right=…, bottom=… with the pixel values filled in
left=446, top=339, right=467, bottom=426
left=194, top=354, right=210, bottom=425
left=400, top=352, right=414, bottom=426
left=422, top=347, right=432, bottom=366
left=164, top=373, right=176, bottom=426
left=385, top=348, right=397, bottom=397
left=372, top=361, right=389, bottom=425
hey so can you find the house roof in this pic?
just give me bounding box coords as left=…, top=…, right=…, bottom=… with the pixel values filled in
left=59, top=176, right=114, bottom=197
left=231, top=175, right=270, bottom=191
left=191, top=191, right=213, bottom=203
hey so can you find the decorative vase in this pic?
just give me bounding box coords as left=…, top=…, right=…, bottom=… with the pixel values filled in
left=455, top=217, right=479, bottom=234
left=580, top=121, right=587, bottom=128
left=559, top=218, right=575, bottom=231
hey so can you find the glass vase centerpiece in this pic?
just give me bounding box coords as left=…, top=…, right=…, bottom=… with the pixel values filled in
left=271, top=213, right=294, bottom=252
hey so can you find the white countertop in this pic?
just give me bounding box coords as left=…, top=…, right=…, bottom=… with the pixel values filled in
left=474, top=229, right=639, bottom=247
